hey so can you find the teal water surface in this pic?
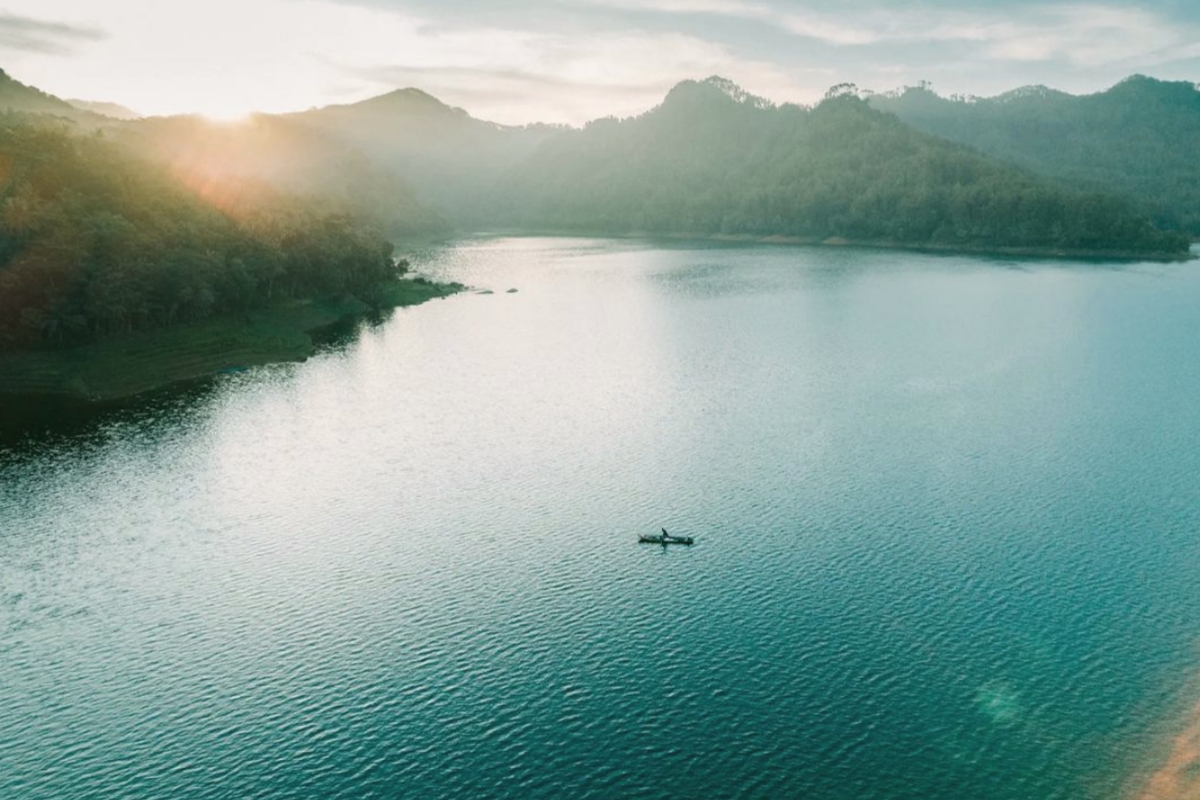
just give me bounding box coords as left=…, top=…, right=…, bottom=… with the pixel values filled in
left=3, top=238, right=1200, bottom=799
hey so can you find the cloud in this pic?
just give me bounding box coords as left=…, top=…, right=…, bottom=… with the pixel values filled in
left=0, top=12, right=104, bottom=55
left=579, top=0, right=1200, bottom=68
left=585, top=0, right=772, bottom=14
left=917, top=5, right=1195, bottom=68
left=337, top=25, right=810, bottom=123
left=5, top=0, right=1197, bottom=124
left=351, top=64, right=670, bottom=121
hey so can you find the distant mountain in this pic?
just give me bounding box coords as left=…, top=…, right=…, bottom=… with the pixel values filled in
left=116, top=113, right=446, bottom=237
left=869, top=76, right=1200, bottom=235
left=483, top=77, right=1186, bottom=256
left=288, top=89, right=561, bottom=222
left=0, top=68, right=1187, bottom=257
left=0, top=69, right=103, bottom=124
left=67, top=99, right=140, bottom=120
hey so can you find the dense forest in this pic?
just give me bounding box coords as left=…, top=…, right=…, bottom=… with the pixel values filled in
left=485, top=78, right=1188, bottom=255
left=869, top=76, right=1200, bottom=235
left=0, top=116, right=404, bottom=351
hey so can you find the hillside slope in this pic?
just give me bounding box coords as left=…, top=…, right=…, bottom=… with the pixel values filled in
left=869, top=76, right=1200, bottom=235
left=488, top=78, right=1187, bottom=257
left=288, top=89, right=560, bottom=221
left=0, top=69, right=115, bottom=127
left=0, top=117, right=412, bottom=352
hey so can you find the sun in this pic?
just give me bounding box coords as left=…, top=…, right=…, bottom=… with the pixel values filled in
left=178, top=87, right=264, bottom=123
left=196, top=103, right=256, bottom=123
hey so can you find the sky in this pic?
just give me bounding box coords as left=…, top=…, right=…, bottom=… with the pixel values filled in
left=2, top=0, right=1199, bottom=124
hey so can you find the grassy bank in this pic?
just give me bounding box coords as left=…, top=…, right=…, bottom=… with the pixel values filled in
left=0, top=277, right=463, bottom=402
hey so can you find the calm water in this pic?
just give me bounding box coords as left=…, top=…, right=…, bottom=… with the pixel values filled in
left=3, top=238, right=1200, bottom=800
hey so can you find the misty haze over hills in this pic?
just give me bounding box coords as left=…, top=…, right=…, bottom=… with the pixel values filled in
left=252, top=74, right=1200, bottom=249
left=286, top=88, right=561, bottom=222
left=144, top=72, right=1200, bottom=243
left=116, top=113, right=446, bottom=237
left=65, top=99, right=140, bottom=120
left=2, top=66, right=1198, bottom=249
left=459, top=77, right=1178, bottom=255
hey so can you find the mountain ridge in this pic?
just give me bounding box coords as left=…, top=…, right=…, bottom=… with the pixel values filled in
left=67, top=99, right=140, bottom=120
left=0, top=67, right=1191, bottom=255
left=869, top=74, right=1200, bottom=234
left=481, top=84, right=1187, bottom=256
left=0, top=69, right=106, bottom=124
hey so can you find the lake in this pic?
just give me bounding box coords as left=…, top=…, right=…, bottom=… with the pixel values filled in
left=3, top=237, right=1200, bottom=799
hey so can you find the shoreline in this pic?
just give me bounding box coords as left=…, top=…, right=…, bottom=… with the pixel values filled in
left=1128, top=669, right=1200, bottom=800
left=1134, top=698, right=1200, bottom=800
left=466, top=228, right=1196, bottom=262
left=2, top=232, right=1191, bottom=407
left=0, top=277, right=464, bottom=405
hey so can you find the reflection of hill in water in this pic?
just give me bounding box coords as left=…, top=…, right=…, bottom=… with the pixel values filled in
left=0, top=382, right=221, bottom=456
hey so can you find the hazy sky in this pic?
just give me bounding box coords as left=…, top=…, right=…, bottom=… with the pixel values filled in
left=4, top=0, right=1199, bottom=123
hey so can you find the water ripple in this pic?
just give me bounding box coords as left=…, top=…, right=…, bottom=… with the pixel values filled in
left=3, top=239, right=1200, bottom=799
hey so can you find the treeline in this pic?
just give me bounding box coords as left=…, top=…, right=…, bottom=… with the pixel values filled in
left=488, top=79, right=1189, bottom=256
left=0, top=116, right=401, bottom=351
left=869, top=76, right=1200, bottom=236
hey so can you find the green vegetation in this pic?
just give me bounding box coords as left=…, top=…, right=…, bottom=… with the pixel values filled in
left=279, top=74, right=1190, bottom=257
left=0, top=68, right=107, bottom=125
left=486, top=78, right=1188, bottom=257
left=869, top=76, right=1200, bottom=236
left=0, top=279, right=460, bottom=400
left=0, top=115, right=443, bottom=353
left=0, top=110, right=462, bottom=399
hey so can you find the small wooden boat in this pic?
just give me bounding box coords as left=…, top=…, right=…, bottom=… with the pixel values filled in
left=639, top=528, right=694, bottom=546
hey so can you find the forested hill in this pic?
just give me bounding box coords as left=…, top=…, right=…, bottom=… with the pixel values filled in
left=287, top=89, right=560, bottom=222
left=0, top=69, right=107, bottom=124
left=66, top=99, right=140, bottom=120
left=869, top=76, right=1200, bottom=236
left=0, top=117, right=403, bottom=352
left=486, top=78, right=1188, bottom=257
